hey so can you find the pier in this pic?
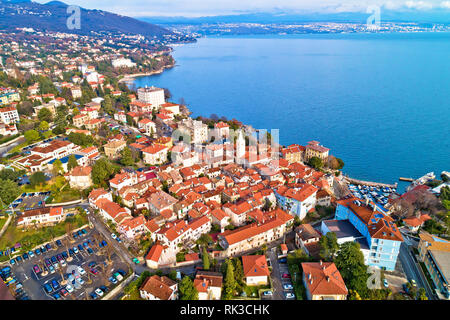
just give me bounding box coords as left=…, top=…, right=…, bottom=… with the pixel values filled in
left=399, top=177, right=414, bottom=182
left=343, top=176, right=397, bottom=189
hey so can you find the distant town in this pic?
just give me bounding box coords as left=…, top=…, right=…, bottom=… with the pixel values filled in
left=167, top=21, right=450, bottom=38
left=0, top=25, right=449, bottom=303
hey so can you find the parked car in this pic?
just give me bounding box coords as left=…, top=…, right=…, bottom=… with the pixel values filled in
left=283, top=284, right=294, bottom=290
left=87, top=248, right=94, bottom=254
left=56, top=240, right=62, bottom=247
left=73, top=247, right=79, bottom=254
left=113, top=272, right=123, bottom=281
left=282, top=273, right=291, bottom=279
left=411, top=279, right=417, bottom=287
left=45, top=244, right=51, bottom=251
left=10, top=259, right=16, bottom=265
left=285, top=292, right=295, bottom=299
left=52, top=293, right=61, bottom=300
left=76, top=278, right=85, bottom=285
left=15, top=256, right=23, bottom=263
left=111, top=233, right=117, bottom=240
left=99, top=285, right=108, bottom=293
left=263, top=290, right=273, bottom=296
left=81, top=229, right=87, bottom=235
left=383, top=279, right=389, bottom=288
left=77, top=244, right=84, bottom=251
left=44, top=283, right=53, bottom=294
left=66, top=284, right=74, bottom=293
left=32, top=265, right=41, bottom=274
left=60, top=288, right=69, bottom=297
left=95, top=288, right=104, bottom=297
left=278, top=258, right=287, bottom=264
left=90, top=268, right=99, bottom=275
left=117, top=269, right=127, bottom=277
left=77, top=266, right=86, bottom=275
left=132, top=258, right=140, bottom=264
left=28, top=251, right=34, bottom=258
left=109, top=276, right=118, bottom=284
left=51, top=279, right=60, bottom=290
left=22, top=253, right=29, bottom=260
left=35, top=249, right=41, bottom=255
left=90, top=292, right=98, bottom=300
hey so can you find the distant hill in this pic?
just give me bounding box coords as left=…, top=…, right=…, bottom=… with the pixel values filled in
left=141, top=10, right=450, bottom=25
left=0, top=0, right=174, bottom=39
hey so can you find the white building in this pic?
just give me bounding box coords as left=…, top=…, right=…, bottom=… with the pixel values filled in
left=137, top=86, right=165, bottom=108
left=112, top=58, right=136, bottom=68
left=0, top=106, right=19, bottom=124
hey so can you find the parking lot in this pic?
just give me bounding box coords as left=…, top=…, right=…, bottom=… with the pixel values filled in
left=8, top=191, right=51, bottom=213
left=263, top=248, right=296, bottom=300
left=6, top=226, right=130, bottom=300
left=277, top=257, right=296, bottom=299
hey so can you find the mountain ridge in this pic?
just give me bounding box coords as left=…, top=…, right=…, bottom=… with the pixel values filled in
left=0, top=0, right=175, bottom=39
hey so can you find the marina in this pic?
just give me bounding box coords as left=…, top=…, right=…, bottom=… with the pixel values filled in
left=346, top=182, right=398, bottom=210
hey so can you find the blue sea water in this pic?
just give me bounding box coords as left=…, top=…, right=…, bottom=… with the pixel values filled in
left=133, top=33, right=450, bottom=189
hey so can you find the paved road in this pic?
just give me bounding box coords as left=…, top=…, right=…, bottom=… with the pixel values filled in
left=267, top=248, right=285, bottom=300
left=398, top=242, right=435, bottom=299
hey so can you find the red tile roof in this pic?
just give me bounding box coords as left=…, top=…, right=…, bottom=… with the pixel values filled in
left=301, top=262, right=348, bottom=296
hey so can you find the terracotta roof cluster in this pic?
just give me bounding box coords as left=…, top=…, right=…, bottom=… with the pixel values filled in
left=302, top=262, right=348, bottom=296
left=139, top=275, right=177, bottom=300
left=242, top=255, right=270, bottom=278
left=337, top=197, right=403, bottom=242
left=194, top=271, right=223, bottom=293
left=276, top=184, right=318, bottom=202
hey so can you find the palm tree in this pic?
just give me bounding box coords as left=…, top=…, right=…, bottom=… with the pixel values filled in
left=85, top=265, right=92, bottom=284
left=64, top=238, right=73, bottom=262
left=59, top=265, right=68, bottom=286
left=39, top=259, right=48, bottom=277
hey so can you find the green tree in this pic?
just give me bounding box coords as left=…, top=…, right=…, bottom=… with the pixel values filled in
left=52, top=159, right=64, bottom=175
left=102, top=95, right=114, bottom=115
left=417, top=288, right=428, bottom=300
left=202, top=246, right=210, bottom=270
left=120, top=147, right=134, bottom=166
left=179, top=276, right=198, bottom=300
left=319, top=232, right=339, bottom=261
left=38, top=107, right=53, bottom=123
left=24, top=129, right=40, bottom=143
left=196, top=234, right=212, bottom=247
left=67, top=154, right=78, bottom=171
left=0, top=179, right=21, bottom=206
left=91, top=157, right=117, bottom=186
left=308, top=156, right=323, bottom=170
left=30, top=171, right=47, bottom=187
left=223, top=259, right=236, bottom=299
left=38, top=121, right=49, bottom=131
left=334, top=241, right=369, bottom=298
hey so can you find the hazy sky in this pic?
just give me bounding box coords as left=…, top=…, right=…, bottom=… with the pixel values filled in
left=37, top=0, right=450, bottom=17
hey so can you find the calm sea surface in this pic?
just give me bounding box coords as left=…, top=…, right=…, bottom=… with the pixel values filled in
left=133, top=33, right=450, bottom=189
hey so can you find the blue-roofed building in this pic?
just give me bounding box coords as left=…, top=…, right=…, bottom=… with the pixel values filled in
left=325, top=197, right=403, bottom=271
left=48, top=154, right=86, bottom=172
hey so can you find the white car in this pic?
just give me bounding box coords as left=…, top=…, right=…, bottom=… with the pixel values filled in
left=76, top=278, right=85, bottom=285
left=285, top=292, right=295, bottom=299
left=73, top=247, right=79, bottom=254
left=111, top=233, right=117, bottom=239
left=66, top=284, right=74, bottom=293
left=77, top=266, right=86, bottom=275
left=95, top=288, right=104, bottom=297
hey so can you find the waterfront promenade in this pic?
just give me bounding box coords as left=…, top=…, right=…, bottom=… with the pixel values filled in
left=343, top=176, right=398, bottom=189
